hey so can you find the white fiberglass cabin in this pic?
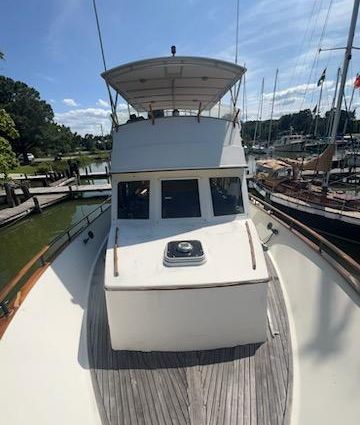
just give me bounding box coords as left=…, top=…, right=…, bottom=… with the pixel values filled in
left=0, top=56, right=359, bottom=425
left=103, top=57, right=268, bottom=351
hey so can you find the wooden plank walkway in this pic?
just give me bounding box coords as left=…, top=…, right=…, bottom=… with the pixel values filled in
left=87, top=252, right=292, bottom=425
left=0, top=184, right=111, bottom=198
left=0, top=194, right=68, bottom=226
left=5, top=171, right=110, bottom=181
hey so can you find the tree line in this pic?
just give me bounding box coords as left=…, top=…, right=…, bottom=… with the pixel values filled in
left=0, top=75, right=112, bottom=167
left=242, top=108, right=359, bottom=143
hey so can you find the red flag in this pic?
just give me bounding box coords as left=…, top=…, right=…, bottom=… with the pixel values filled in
left=354, top=74, right=360, bottom=88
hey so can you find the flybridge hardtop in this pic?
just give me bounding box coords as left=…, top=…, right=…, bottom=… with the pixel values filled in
left=101, top=56, right=246, bottom=112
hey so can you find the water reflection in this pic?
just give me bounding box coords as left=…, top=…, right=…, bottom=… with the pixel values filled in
left=0, top=198, right=104, bottom=291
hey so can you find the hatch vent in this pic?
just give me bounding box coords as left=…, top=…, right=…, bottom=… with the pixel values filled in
left=164, top=240, right=206, bottom=267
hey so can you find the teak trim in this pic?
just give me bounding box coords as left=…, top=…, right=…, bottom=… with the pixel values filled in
left=245, top=221, right=256, bottom=270
left=197, top=102, right=202, bottom=122
left=114, top=226, right=119, bottom=277
left=0, top=245, right=49, bottom=303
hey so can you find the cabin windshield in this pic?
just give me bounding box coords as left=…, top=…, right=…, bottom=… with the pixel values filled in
left=210, top=177, right=244, bottom=216
left=118, top=180, right=150, bottom=219
left=161, top=179, right=201, bottom=219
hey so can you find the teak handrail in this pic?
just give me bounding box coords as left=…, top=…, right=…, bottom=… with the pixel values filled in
left=0, top=198, right=111, bottom=307
left=0, top=245, right=49, bottom=302
left=245, top=221, right=256, bottom=270
left=114, top=226, right=119, bottom=277
left=250, top=194, right=360, bottom=294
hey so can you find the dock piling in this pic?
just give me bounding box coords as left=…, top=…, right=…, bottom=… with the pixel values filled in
left=33, top=196, right=42, bottom=213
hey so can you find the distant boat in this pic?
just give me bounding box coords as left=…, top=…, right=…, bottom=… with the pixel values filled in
left=273, top=134, right=306, bottom=152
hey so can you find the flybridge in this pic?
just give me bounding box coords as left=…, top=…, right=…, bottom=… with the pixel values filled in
left=102, top=56, right=246, bottom=112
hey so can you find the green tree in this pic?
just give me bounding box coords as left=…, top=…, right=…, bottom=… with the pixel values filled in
left=34, top=122, right=77, bottom=155
left=0, top=109, right=18, bottom=179
left=0, top=76, right=54, bottom=162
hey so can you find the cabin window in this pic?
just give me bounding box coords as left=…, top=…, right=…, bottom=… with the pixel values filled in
left=210, top=177, right=244, bottom=216
left=161, top=179, right=201, bottom=218
left=118, top=180, right=150, bottom=219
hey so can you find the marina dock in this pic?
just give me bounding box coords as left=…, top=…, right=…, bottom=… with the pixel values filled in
left=0, top=184, right=111, bottom=227
left=0, top=194, right=69, bottom=226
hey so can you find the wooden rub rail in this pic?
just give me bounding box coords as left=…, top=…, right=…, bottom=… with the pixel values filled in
left=250, top=194, right=360, bottom=294
left=0, top=198, right=111, bottom=333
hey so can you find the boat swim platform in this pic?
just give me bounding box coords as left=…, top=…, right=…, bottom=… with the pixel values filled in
left=88, top=251, right=292, bottom=425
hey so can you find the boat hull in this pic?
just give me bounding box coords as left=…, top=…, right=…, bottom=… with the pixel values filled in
left=251, top=182, right=360, bottom=244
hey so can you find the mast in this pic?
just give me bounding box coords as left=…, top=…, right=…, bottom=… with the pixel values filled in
left=342, top=74, right=357, bottom=134
left=327, top=67, right=341, bottom=136
left=253, top=77, right=264, bottom=142
left=267, top=69, right=278, bottom=148
left=325, top=0, right=360, bottom=187
left=314, top=79, right=325, bottom=137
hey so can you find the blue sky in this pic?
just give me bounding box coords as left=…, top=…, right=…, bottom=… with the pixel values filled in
left=1, top=0, right=360, bottom=134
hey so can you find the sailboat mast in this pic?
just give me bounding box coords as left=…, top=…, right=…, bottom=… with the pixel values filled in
left=325, top=0, right=360, bottom=186
left=314, top=81, right=324, bottom=137
left=267, top=69, right=278, bottom=148
left=329, top=0, right=360, bottom=146
left=327, top=67, right=341, bottom=137
left=254, top=77, right=264, bottom=142
left=343, top=76, right=357, bottom=134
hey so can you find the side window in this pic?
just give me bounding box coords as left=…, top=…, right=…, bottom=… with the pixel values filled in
left=118, top=180, right=150, bottom=219
left=210, top=177, right=244, bottom=216
left=161, top=179, right=201, bottom=218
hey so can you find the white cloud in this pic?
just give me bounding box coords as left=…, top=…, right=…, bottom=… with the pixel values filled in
left=97, top=98, right=110, bottom=107
left=55, top=107, right=113, bottom=135
left=62, top=98, right=78, bottom=107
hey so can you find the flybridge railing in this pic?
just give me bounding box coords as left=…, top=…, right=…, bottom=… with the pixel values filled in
left=0, top=198, right=111, bottom=319
left=249, top=193, right=360, bottom=294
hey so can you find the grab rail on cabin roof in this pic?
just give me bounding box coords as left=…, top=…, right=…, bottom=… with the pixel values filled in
left=0, top=198, right=111, bottom=322
left=249, top=193, right=360, bottom=295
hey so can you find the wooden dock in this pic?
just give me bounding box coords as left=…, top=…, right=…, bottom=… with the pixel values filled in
left=0, top=183, right=111, bottom=199
left=6, top=171, right=110, bottom=181
left=0, top=194, right=69, bottom=227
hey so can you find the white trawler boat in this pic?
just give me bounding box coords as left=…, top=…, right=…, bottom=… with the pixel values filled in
left=0, top=55, right=359, bottom=425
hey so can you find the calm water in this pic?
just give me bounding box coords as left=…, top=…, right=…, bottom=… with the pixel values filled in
left=0, top=198, right=104, bottom=291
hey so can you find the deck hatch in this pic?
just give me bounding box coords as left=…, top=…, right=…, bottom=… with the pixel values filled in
left=164, top=240, right=206, bottom=266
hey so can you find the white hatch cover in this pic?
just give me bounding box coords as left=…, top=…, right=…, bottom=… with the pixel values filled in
left=102, top=56, right=246, bottom=112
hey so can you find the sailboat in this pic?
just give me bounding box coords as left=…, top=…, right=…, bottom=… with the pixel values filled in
left=252, top=0, right=360, bottom=245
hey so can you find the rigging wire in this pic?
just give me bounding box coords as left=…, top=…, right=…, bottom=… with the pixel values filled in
left=286, top=0, right=318, bottom=96
left=92, top=0, right=118, bottom=126
left=233, top=0, right=241, bottom=111
left=235, top=0, right=240, bottom=65
left=300, top=0, right=334, bottom=110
